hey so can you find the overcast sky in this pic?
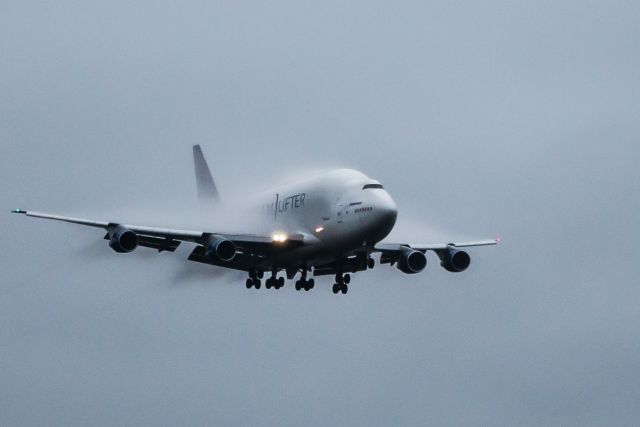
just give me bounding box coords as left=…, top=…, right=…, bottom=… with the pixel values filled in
left=1, top=1, right=639, bottom=425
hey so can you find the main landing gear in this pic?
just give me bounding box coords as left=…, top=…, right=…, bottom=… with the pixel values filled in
left=246, top=270, right=264, bottom=289
left=265, top=271, right=285, bottom=290
left=247, top=270, right=285, bottom=290
left=246, top=270, right=352, bottom=294
left=295, top=270, right=315, bottom=291
left=332, top=273, right=350, bottom=294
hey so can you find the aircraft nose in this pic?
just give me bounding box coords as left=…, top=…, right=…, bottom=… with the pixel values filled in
left=378, top=197, right=398, bottom=227
left=370, top=191, right=397, bottom=240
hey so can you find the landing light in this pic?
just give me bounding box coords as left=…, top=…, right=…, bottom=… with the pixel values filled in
left=315, top=226, right=324, bottom=233
left=272, top=233, right=288, bottom=243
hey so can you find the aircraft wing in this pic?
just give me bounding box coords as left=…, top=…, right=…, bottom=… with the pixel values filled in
left=12, top=209, right=204, bottom=242
left=374, top=238, right=499, bottom=270
left=375, top=239, right=500, bottom=253
left=11, top=209, right=305, bottom=267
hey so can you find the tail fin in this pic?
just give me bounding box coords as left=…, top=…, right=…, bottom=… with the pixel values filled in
left=193, top=145, right=221, bottom=205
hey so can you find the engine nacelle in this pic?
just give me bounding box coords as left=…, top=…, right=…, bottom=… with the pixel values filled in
left=108, top=226, right=138, bottom=253
left=205, top=236, right=236, bottom=262
left=437, top=247, right=471, bottom=273
left=397, top=248, right=427, bottom=274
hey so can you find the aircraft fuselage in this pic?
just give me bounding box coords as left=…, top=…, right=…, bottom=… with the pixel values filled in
left=253, top=169, right=398, bottom=269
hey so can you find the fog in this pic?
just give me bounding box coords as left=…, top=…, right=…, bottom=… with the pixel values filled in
left=2, top=1, right=639, bottom=425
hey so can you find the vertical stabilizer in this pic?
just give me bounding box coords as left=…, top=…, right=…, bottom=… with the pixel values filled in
left=193, top=145, right=221, bottom=205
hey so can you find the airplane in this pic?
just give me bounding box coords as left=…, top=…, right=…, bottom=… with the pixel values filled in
left=11, top=145, right=498, bottom=294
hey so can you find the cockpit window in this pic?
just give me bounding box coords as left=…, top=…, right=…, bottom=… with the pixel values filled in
left=362, top=183, right=383, bottom=190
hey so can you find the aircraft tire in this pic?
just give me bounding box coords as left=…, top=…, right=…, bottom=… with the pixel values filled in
left=308, top=279, right=315, bottom=289
left=254, top=280, right=261, bottom=289
left=246, top=278, right=253, bottom=289
left=344, top=274, right=351, bottom=284
left=332, top=284, right=339, bottom=294
left=278, top=277, right=285, bottom=288
left=341, top=284, right=348, bottom=294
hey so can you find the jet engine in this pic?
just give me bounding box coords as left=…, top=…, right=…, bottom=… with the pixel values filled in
left=108, top=226, right=138, bottom=253
left=437, top=247, right=471, bottom=272
left=205, top=236, right=237, bottom=262
left=397, top=247, right=427, bottom=274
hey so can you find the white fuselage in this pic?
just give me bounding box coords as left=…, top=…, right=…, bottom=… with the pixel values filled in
left=250, top=169, right=398, bottom=265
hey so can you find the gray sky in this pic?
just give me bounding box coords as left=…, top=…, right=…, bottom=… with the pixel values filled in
left=1, top=1, right=639, bottom=425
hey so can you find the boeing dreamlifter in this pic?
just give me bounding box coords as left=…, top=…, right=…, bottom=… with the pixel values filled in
left=12, top=146, right=498, bottom=294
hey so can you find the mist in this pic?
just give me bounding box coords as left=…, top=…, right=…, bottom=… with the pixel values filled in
left=2, top=1, right=639, bottom=426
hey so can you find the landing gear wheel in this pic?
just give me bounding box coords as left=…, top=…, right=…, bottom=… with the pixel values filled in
left=265, top=278, right=272, bottom=289
left=295, top=281, right=302, bottom=291
left=278, top=277, right=285, bottom=288
left=246, top=278, right=253, bottom=289
left=332, top=283, right=340, bottom=294
left=254, top=279, right=261, bottom=289
left=308, top=279, right=315, bottom=290
left=343, top=274, right=351, bottom=284
left=341, top=284, right=348, bottom=294
left=368, top=258, right=375, bottom=269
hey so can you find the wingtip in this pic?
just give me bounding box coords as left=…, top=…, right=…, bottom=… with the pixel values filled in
left=11, top=209, right=27, bottom=214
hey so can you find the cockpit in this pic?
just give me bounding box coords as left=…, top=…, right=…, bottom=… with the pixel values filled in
left=362, top=183, right=384, bottom=190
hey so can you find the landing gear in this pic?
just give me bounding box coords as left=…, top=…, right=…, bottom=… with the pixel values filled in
left=265, top=275, right=284, bottom=290
left=295, top=270, right=315, bottom=291
left=246, top=271, right=263, bottom=289
left=332, top=273, right=349, bottom=294
left=367, top=257, right=375, bottom=269
left=246, top=277, right=262, bottom=289
left=332, top=283, right=348, bottom=294
left=335, top=273, right=350, bottom=284
left=295, top=278, right=315, bottom=291
left=264, top=270, right=285, bottom=290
